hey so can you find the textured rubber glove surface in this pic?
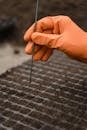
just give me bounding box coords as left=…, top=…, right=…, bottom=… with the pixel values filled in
left=24, top=16, right=87, bottom=62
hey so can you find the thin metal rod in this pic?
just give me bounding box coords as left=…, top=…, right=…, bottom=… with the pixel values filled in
left=29, top=0, right=39, bottom=83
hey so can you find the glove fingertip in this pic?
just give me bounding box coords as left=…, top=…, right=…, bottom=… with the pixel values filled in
left=25, top=47, right=29, bottom=54
left=25, top=42, right=33, bottom=54
left=41, top=57, right=48, bottom=61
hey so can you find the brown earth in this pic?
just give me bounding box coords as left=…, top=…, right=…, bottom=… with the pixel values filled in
left=0, top=0, right=87, bottom=44
left=0, top=51, right=87, bottom=130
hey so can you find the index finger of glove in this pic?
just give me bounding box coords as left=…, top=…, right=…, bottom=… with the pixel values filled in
left=24, top=16, right=53, bottom=42
left=32, top=32, right=63, bottom=49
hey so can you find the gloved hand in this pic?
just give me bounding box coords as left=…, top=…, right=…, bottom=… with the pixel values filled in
left=24, top=16, right=87, bottom=63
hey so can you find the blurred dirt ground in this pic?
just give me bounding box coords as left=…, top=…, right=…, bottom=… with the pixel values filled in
left=0, top=43, right=30, bottom=74
left=0, top=0, right=87, bottom=43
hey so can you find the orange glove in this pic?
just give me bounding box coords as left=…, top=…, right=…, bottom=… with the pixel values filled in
left=24, top=16, right=87, bottom=63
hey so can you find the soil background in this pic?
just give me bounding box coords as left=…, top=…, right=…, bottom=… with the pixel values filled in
left=0, top=0, right=87, bottom=44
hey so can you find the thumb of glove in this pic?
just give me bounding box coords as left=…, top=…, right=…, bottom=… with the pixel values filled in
left=31, top=32, right=63, bottom=49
